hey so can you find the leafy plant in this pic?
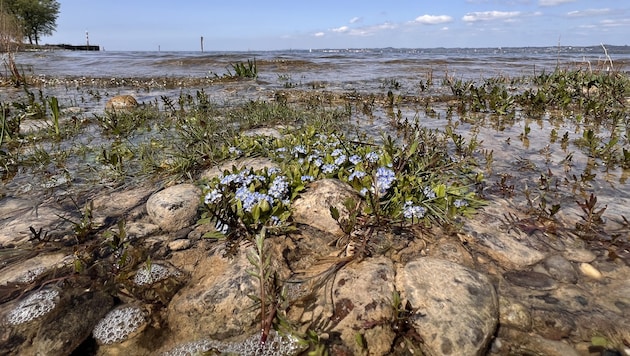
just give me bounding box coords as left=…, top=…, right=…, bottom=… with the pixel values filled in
left=227, top=59, right=258, bottom=79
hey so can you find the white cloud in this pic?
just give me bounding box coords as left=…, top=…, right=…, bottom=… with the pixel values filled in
left=567, top=8, right=611, bottom=17
left=313, top=32, right=325, bottom=37
left=349, top=17, right=362, bottom=24
left=462, top=11, right=521, bottom=22
left=600, top=18, right=630, bottom=27
left=332, top=26, right=349, bottom=33
left=539, top=0, right=575, bottom=7
left=414, top=14, right=453, bottom=25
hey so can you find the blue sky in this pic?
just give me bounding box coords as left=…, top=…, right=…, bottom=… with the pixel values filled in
left=46, top=0, right=629, bottom=51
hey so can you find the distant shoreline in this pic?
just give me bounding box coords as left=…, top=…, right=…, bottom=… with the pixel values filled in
left=21, top=43, right=100, bottom=51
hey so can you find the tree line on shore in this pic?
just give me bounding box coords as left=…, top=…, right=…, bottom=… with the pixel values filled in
left=1, top=0, right=60, bottom=51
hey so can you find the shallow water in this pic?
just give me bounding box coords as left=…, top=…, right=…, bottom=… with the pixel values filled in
left=2, top=46, right=630, bottom=233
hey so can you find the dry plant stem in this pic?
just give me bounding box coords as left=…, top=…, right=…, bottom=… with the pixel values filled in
left=601, top=43, right=614, bottom=71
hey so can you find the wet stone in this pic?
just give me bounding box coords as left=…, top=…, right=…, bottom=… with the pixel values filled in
left=531, top=310, right=576, bottom=340
left=579, top=263, right=603, bottom=280
left=498, top=296, right=531, bottom=331
left=504, top=270, right=557, bottom=290
left=563, top=248, right=597, bottom=263
left=542, top=255, right=578, bottom=284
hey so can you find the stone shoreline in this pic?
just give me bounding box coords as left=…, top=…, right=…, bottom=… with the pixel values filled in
left=1, top=149, right=629, bottom=355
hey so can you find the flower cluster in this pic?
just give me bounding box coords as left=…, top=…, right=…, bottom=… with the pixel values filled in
left=372, top=167, right=396, bottom=195
left=203, top=167, right=292, bottom=235
left=403, top=201, right=427, bottom=219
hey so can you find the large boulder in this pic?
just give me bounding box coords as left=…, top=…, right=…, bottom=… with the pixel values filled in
left=164, top=244, right=261, bottom=343
left=396, top=257, right=499, bottom=356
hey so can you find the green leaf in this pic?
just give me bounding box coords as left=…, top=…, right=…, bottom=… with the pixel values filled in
left=329, top=206, right=340, bottom=221
left=591, top=336, right=608, bottom=347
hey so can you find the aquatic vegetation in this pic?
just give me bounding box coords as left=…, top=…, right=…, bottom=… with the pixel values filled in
left=226, top=58, right=258, bottom=79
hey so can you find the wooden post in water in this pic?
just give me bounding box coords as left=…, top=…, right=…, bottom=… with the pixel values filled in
left=200, top=36, right=204, bottom=52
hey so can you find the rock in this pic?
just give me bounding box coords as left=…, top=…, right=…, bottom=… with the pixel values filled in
left=168, top=239, right=192, bottom=251
left=292, top=179, right=361, bottom=237
left=125, top=222, right=160, bottom=240
left=563, top=248, right=597, bottom=263
left=0, top=252, right=71, bottom=286
left=242, top=127, right=284, bottom=139
left=29, top=290, right=113, bottom=356
left=396, top=257, right=498, bottom=356
left=579, top=263, right=603, bottom=280
left=472, top=230, right=546, bottom=269
left=500, top=328, right=580, bottom=356
left=542, top=255, right=578, bottom=284
left=504, top=270, right=557, bottom=290
left=293, top=257, right=396, bottom=356
left=531, top=309, right=576, bottom=340
left=0, top=204, right=78, bottom=245
left=498, top=296, right=531, bottom=331
left=428, top=237, right=475, bottom=268
left=146, top=184, right=201, bottom=232
left=165, top=244, right=261, bottom=342
left=105, top=95, right=138, bottom=111
left=90, top=185, right=156, bottom=226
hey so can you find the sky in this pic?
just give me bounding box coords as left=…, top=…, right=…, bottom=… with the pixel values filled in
left=45, top=0, right=629, bottom=51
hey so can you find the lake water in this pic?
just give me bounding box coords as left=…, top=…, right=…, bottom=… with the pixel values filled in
left=2, top=45, right=630, bottom=233
left=12, top=45, right=630, bottom=88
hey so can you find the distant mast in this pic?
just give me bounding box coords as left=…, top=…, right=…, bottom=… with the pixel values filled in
left=200, top=36, right=204, bottom=52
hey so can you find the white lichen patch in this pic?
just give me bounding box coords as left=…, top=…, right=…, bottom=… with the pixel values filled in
left=6, top=288, right=60, bottom=325
left=133, top=263, right=180, bottom=286
left=93, top=305, right=147, bottom=345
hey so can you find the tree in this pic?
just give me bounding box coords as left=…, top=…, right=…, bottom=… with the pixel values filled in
left=1, top=5, right=23, bottom=52
left=6, top=0, right=59, bottom=45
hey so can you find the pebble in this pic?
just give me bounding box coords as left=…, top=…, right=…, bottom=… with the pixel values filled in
left=578, top=263, right=603, bottom=280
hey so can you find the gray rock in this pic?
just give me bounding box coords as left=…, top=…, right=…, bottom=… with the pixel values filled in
left=146, top=184, right=201, bottom=232
left=542, top=255, right=578, bottom=284
left=504, top=270, right=558, bottom=290
left=396, top=257, right=498, bottom=356
left=562, top=248, right=597, bottom=263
